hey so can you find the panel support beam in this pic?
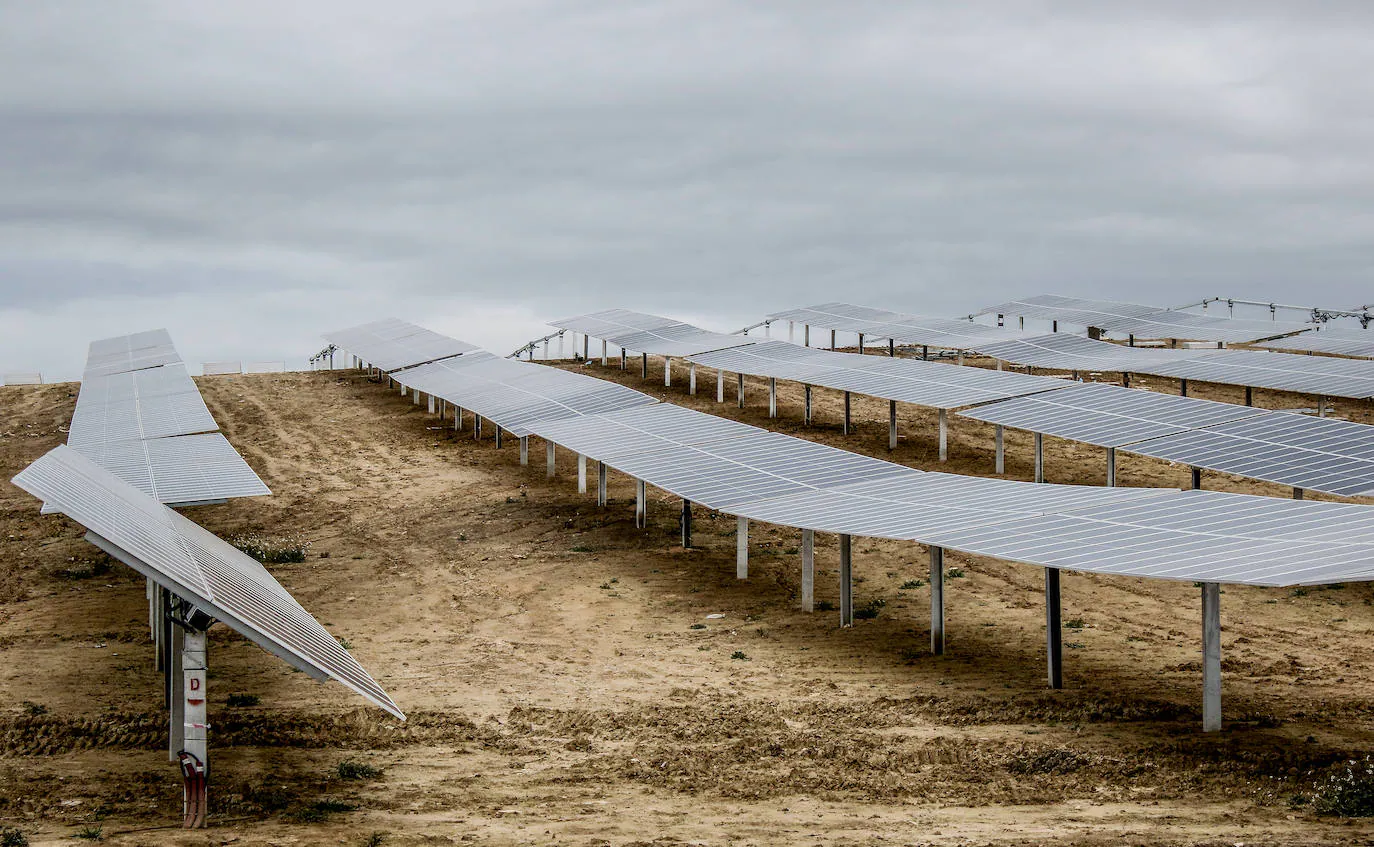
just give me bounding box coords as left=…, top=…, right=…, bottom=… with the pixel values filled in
left=839, top=534, right=853, bottom=627
left=930, top=546, right=944, bottom=654
left=736, top=517, right=748, bottom=579
left=1202, top=582, right=1222, bottom=732
left=800, top=529, right=815, bottom=612
left=1045, top=568, right=1062, bottom=689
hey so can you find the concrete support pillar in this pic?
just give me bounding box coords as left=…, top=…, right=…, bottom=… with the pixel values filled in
left=664, top=357, right=672, bottom=387
left=800, top=529, right=815, bottom=612
left=167, top=623, right=184, bottom=760
left=689, top=364, right=697, bottom=395
left=716, top=370, right=724, bottom=403
left=179, top=628, right=209, bottom=828
left=635, top=480, right=647, bottom=528
left=597, top=462, right=607, bottom=506
left=546, top=441, right=556, bottom=479
left=1293, top=487, right=1305, bottom=500
left=520, top=436, right=529, bottom=466
left=843, top=391, right=851, bottom=435
left=1191, top=466, right=1202, bottom=490
left=994, top=425, right=1005, bottom=474
left=577, top=454, right=587, bottom=494
left=938, top=409, right=948, bottom=462
left=930, top=546, right=945, bottom=654
left=1034, top=433, right=1044, bottom=483
left=768, top=378, right=777, bottom=418
left=1106, top=447, right=1116, bottom=487
left=804, top=384, right=812, bottom=425
left=888, top=400, right=898, bottom=451
left=838, top=534, right=853, bottom=627
left=736, top=517, right=748, bottom=579
left=428, top=395, right=436, bottom=414
left=1202, top=582, right=1222, bottom=732
left=680, top=498, right=692, bottom=548
left=737, top=374, right=745, bottom=409
left=1045, top=568, right=1062, bottom=689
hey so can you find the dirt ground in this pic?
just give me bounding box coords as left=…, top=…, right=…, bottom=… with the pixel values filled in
left=4, top=352, right=1374, bottom=846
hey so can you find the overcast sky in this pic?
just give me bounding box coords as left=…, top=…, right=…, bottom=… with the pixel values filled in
left=2, top=1, right=1372, bottom=381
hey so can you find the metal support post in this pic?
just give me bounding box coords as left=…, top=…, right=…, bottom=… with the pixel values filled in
left=1045, top=568, right=1062, bottom=689
left=888, top=338, right=895, bottom=356
left=804, top=324, right=810, bottom=346
left=664, top=357, right=672, bottom=387
left=1318, top=396, right=1327, bottom=417
left=681, top=499, right=692, bottom=548
left=427, top=394, right=436, bottom=414
left=583, top=334, right=589, bottom=362
left=1106, top=447, right=1116, bottom=487
left=857, top=332, right=864, bottom=353
left=635, top=480, right=647, bottom=528
left=475, top=414, right=482, bottom=440
left=1034, top=433, right=1044, bottom=483
left=839, top=534, right=853, bottom=627
left=804, top=384, right=812, bottom=425
left=621, top=347, right=627, bottom=370
left=520, top=436, right=529, bottom=466
left=830, top=329, right=836, bottom=350
left=930, top=546, right=945, bottom=654
left=801, top=529, right=815, bottom=612
left=938, top=409, right=948, bottom=462
left=167, top=623, right=184, bottom=759
left=495, top=427, right=504, bottom=448
left=546, top=441, right=555, bottom=478
left=577, top=454, right=587, bottom=494
left=843, top=391, right=851, bottom=434
left=921, top=345, right=928, bottom=361
left=1293, top=487, right=1305, bottom=500
left=737, top=373, right=745, bottom=408
left=1244, top=386, right=1253, bottom=406
left=596, top=461, right=607, bottom=505
left=995, top=425, right=1005, bottom=474
left=736, top=517, right=748, bottom=578
left=716, top=370, right=724, bottom=403
left=641, top=352, right=648, bottom=379
left=1180, top=379, right=1188, bottom=397
left=1202, top=582, right=1222, bottom=732
left=689, top=364, right=696, bottom=395
left=1122, top=371, right=1131, bottom=388
left=1191, top=466, right=1202, bottom=489
left=888, top=400, right=897, bottom=451
left=768, top=378, right=777, bottom=418
left=602, top=339, right=608, bottom=366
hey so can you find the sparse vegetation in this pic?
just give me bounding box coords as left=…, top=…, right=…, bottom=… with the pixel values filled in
left=689, top=623, right=706, bottom=630
left=227, top=693, right=260, bottom=707
left=570, top=545, right=594, bottom=553
left=364, top=832, right=388, bottom=847
left=74, top=825, right=102, bottom=841
left=20, top=701, right=46, bottom=716
left=815, top=600, right=836, bottom=612
left=1, top=826, right=28, bottom=847
left=1064, top=618, right=1085, bottom=629
left=337, top=760, right=383, bottom=781
left=946, top=567, right=965, bottom=579
left=853, top=598, right=885, bottom=620
left=731, top=651, right=749, bottom=660
left=899, top=579, right=924, bottom=590
left=230, top=532, right=312, bottom=564
left=1313, top=755, right=1374, bottom=817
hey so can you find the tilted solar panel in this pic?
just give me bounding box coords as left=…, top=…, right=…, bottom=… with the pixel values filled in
left=324, top=319, right=478, bottom=372
left=1258, top=327, right=1374, bottom=359
left=548, top=308, right=755, bottom=358
left=12, top=445, right=403, bottom=719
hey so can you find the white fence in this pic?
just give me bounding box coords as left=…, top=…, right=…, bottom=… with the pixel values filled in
left=202, top=361, right=242, bottom=376
left=2, top=373, right=42, bottom=386
left=243, top=361, right=286, bottom=374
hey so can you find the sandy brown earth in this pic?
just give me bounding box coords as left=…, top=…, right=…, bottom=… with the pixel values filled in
left=3, top=354, right=1374, bottom=846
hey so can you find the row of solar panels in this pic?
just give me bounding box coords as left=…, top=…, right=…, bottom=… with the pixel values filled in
left=9, top=330, right=405, bottom=721
left=66, top=331, right=270, bottom=507
left=548, top=309, right=1374, bottom=499
left=976, top=294, right=1316, bottom=344
left=766, top=303, right=1374, bottom=399
left=331, top=318, right=1374, bottom=587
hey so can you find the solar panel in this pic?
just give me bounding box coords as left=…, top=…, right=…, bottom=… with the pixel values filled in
left=764, top=303, right=1029, bottom=349
left=324, top=319, right=478, bottom=372
left=975, top=295, right=1165, bottom=325
left=1127, top=413, right=1374, bottom=498
left=959, top=382, right=1268, bottom=448
left=12, top=445, right=403, bottom=718
left=69, top=433, right=273, bottom=505
left=549, top=309, right=756, bottom=358
left=976, top=294, right=1314, bottom=342
left=1145, top=349, right=1374, bottom=399
left=1256, top=327, right=1374, bottom=359
left=689, top=339, right=1069, bottom=409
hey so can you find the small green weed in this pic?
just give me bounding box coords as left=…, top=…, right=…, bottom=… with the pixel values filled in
left=946, top=567, right=965, bottom=579
left=337, top=760, right=383, bottom=781
left=731, top=651, right=749, bottom=660
left=74, top=826, right=102, bottom=841
left=1, top=827, right=28, bottom=847
left=899, top=579, right=924, bottom=590
left=1064, top=618, right=1085, bottom=629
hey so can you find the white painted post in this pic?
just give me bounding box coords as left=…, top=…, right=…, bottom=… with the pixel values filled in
left=577, top=454, right=587, bottom=494
left=736, top=516, right=748, bottom=579
left=788, top=321, right=795, bottom=342
left=546, top=441, right=555, bottom=478
left=1202, top=582, right=1221, bottom=732
left=888, top=400, right=897, bottom=451
left=180, top=628, right=209, bottom=828
left=801, top=529, right=815, bottom=612
left=167, top=624, right=184, bottom=761
left=930, top=546, right=945, bottom=654
left=769, top=378, right=777, bottom=418
left=938, top=409, right=948, bottom=462
left=664, top=357, right=672, bottom=387
left=689, top=364, right=697, bottom=395
left=716, top=370, right=724, bottom=403
left=635, top=480, right=647, bottom=528
left=995, top=425, right=1005, bottom=474
left=1034, top=432, right=1044, bottom=483
left=839, top=534, right=853, bottom=627
left=597, top=462, right=607, bottom=506
left=520, top=436, right=529, bottom=466
left=427, top=394, right=435, bottom=414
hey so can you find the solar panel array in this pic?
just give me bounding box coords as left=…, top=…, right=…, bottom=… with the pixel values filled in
left=1257, top=327, right=1374, bottom=359
left=960, top=381, right=1374, bottom=497
left=332, top=318, right=1374, bottom=587
left=323, top=318, right=478, bottom=372
left=765, top=303, right=1031, bottom=350
left=549, top=309, right=759, bottom=357
left=11, top=445, right=402, bottom=719
left=67, top=331, right=270, bottom=506
left=688, top=339, right=1069, bottom=409
left=978, top=294, right=1314, bottom=343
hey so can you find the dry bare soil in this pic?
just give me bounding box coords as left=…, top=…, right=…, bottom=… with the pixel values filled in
left=4, top=357, right=1374, bottom=846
